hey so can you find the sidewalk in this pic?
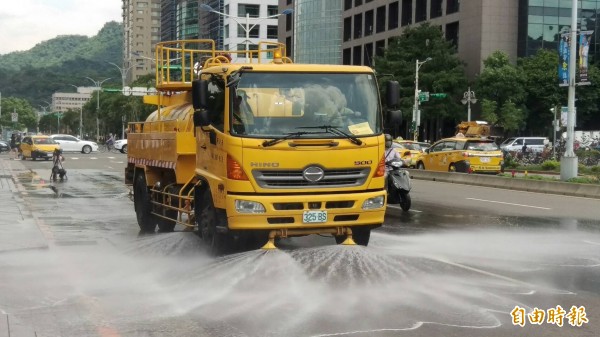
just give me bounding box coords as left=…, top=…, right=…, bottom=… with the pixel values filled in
left=0, top=154, right=48, bottom=253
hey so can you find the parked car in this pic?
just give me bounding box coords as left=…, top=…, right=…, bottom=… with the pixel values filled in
left=19, top=135, right=60, bottom=161
left=416, top=136, right=504, bottom=174
left=113, top=139, right=127, bottom=154
left=50, top=134, right=98, bottom=154
left=0, top=140, right=9, bottom=153
left=500, top=137, right=549, bottom=153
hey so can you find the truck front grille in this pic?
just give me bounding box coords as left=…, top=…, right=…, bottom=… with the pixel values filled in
left=253, top=168, right=370, bottom=189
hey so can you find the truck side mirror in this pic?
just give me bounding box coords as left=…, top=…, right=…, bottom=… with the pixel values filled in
left=192, top=79, right=208, bottom=110
left=389, top=109, right=402, bottom=125
left=386, top=81, right=399, bottom=107
left=193, top=110, right=210, bottom=128
left=192, top=79, right=211, bottom=128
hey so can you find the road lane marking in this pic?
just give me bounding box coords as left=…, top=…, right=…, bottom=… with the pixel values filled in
left=466, top=197, right=551, bottom=210
left=387, top=204, right=422, bottom=212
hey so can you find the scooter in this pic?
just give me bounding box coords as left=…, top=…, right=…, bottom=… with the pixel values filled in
left=386, top=160, right=412, bottom=211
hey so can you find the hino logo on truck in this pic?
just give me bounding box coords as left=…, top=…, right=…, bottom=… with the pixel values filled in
left=250, top=162, right=280, bottom=168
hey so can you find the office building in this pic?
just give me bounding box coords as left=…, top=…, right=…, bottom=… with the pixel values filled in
left=199, top=0, right=282, bottom=62
left=280, top=0, right=598, bottom=79
left=51, top=87, right=97, bottom=113
left=122, top=0, right=162, bottom=84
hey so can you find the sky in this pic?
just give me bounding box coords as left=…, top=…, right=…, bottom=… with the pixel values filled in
left=0, top=0, right=122, bottom=55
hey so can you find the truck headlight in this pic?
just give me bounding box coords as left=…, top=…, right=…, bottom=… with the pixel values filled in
left=362, top=196, right=385, bottom=210
left=235, top=200, right=266, bottom=213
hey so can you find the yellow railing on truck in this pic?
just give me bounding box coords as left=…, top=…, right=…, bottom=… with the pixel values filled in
left=154, top=39, right=287, bottom=91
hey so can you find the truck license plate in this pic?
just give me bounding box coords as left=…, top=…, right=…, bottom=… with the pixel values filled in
left=480, top=157, right=490, bottom=163
left=303, top=210, right=327, bottom=223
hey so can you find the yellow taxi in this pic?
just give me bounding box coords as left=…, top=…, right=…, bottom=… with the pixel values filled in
left=19, top=135, right=61, bottom=161
left=392, top=139, right=430, bottom=168
left=415, top=136, right=503, bottom=173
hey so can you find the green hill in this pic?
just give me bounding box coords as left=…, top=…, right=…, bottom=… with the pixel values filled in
left=0, top=21, right=123, bottom=106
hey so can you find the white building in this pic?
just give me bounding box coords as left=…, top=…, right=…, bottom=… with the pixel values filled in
left=51, top=87, right=98, bottom=113
left=221, top=0, right=281, bottom=63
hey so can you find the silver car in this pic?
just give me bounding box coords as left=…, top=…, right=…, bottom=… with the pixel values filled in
left=50, top=134, right=98, bottom=154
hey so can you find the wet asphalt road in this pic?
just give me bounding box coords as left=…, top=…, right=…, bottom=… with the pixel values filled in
left=1, top=151, right=599, bottom=337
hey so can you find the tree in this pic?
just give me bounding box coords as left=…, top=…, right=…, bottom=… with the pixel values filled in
left=0, top=96, right=38, bottom=132
left=374, top=23, right=467, bottom=140
left=61, top=110, right=80, bottom=135
left=476, top=51, right=526, bottom=133
left=518, top=49, right=564, bottom=136
left=38, top=114, right=57, bottom=134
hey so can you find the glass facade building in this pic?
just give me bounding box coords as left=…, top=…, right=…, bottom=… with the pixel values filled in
left=294, top=0, right=342, bottom=64
left=519, top=0, right=599, bottom=62
left=177, top=0, right=200, bottom=40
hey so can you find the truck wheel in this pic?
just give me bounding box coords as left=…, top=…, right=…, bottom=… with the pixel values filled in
left=157, top=186, right=177, bottom=232
left=134, top=173, right=157, bottom=233
left=352, top=227, right=371, bottom=246
left=196, top=188, right=229, bottom=255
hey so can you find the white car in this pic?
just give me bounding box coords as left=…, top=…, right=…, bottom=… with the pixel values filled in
left=114, top=139, right=128, bottom=154
left=50, top=134, right=98, bottom=154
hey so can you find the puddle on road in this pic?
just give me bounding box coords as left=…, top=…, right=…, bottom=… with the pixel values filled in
left=16, top=170, right=130, bottom=199
left=2, top=227, right=599, bottom=337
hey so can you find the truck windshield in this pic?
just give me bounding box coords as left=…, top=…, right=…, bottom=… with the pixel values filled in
left=230, top=72, right=382, bottom=138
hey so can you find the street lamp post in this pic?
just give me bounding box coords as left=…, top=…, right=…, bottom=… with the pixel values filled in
left=38, top=103, right=51, bottom=134
left=200, top=4, right=293, bottom=60
left=461, top=87, right=477, bottom=122
left=412, top=57, right=432, bottom=141
left=79, top=106, right=83, bottom=139
left=65, top=84, right=84, bottom=138
left=84, top=77, right=111, bottom=142
left=108, top=62, right=136, bottom=89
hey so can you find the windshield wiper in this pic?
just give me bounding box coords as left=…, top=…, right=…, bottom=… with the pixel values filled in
left=262, top=131, right=317, bottom=147
left=297, top=125, right=363, bottom=145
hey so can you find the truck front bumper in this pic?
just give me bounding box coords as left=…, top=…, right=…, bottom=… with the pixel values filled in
left=225, top=190, right=387, bottom=230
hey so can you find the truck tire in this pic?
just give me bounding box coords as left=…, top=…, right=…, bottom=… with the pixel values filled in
left=157, top=186, right=178, bottom=232
left=352, top=227, right=371, bottom=246
left=196, top=187, right=229, bottom=255
left=134, top=173, right=157, bottom=233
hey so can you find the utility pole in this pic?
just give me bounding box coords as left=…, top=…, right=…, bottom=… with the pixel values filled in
left=84, top=77, right=111, bottom=142
left=412, top=58, right=431, bottom=141
left=561, top=0, right=578, bottom=180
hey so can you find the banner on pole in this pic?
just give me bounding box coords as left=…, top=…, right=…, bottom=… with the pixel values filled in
left=579, top=30, right=593, bottom=85
left=561, top=106, right=577, bottom=127
left=558, top=33, right=570, bottom=87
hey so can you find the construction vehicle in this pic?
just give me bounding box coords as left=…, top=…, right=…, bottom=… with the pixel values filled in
left=456, top=120, right=503, bottom=141
left=124, top=39, right=400, bottom=254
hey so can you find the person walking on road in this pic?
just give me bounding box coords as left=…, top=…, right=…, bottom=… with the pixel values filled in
left=9, top=133, right=20, bottom=160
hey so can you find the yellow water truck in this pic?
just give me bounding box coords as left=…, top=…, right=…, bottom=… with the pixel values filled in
left=124, top=39, right=400, bottom=254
